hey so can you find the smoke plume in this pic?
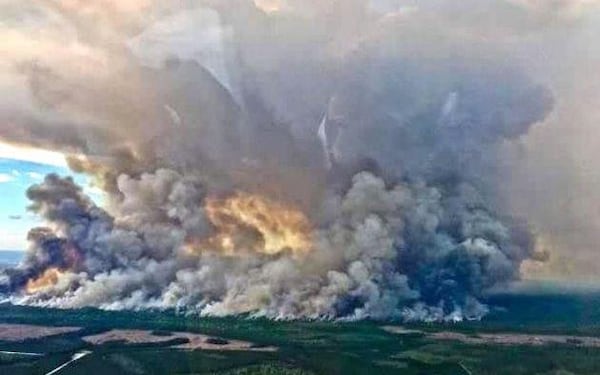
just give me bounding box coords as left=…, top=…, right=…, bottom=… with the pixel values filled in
left=0, top=0, right=571, bottom=320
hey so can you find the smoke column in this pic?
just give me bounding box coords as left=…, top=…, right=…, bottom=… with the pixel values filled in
left=0, top=0, right=563, bottom=320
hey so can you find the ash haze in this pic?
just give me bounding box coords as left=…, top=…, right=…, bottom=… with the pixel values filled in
left=0, top=0, right=598, bottom=321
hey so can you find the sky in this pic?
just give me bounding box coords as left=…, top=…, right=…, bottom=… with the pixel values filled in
left=0, top=153, right=101, bottom=251
left=0, top=156, right=66, bottom=250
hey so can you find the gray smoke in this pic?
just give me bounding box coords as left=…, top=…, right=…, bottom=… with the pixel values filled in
left=3, top=170, right=535, bottom=320
left=0, top=0, right=562, bottom=320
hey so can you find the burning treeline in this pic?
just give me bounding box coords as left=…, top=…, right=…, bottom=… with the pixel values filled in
left=0, top=1, right=555, bottom=320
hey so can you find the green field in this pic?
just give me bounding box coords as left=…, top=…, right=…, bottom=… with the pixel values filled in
left=1, top=292, right=599, bottom=375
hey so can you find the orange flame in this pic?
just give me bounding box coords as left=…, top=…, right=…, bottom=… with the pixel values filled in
left=202, top=192, right=313, bottom=255
left=254, top=0, right=282, bottom=13
left=25, top=268, right=64, bottom=294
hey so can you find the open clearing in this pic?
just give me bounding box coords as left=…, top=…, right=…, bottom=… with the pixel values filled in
left=430, top=331, right=600, bottom=347
left=383, top=325, right=600, bottom=347
left=0, top=324, right=80, bottom=342
left=381, top=326, right=424, bottom=335
left=82, top=329, right=277, bottom=351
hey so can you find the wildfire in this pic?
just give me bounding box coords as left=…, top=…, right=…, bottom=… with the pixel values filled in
left=203, top=192, right=313, bottom=255
left=25, top=268, right=64, bottom=294
left=254, top=0, right=282, bottom=13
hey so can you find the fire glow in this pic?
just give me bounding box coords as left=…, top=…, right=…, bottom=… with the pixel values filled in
left=203, top=192, right=313, bottom=255
left=25, top=268, right=64, bottom=294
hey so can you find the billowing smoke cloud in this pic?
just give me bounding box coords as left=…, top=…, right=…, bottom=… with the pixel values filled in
left=2, top=170, right=535, bottom=320
left=0, top=0, right=571, bottom=320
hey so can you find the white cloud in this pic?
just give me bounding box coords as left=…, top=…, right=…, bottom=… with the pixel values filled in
left=0, top=173, right=15, bottom=183
left=0, top=142, right=67, bottom=167
left=26, top=172, right=44, bottom=180
left=0, top=228, right=27, bottom=251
